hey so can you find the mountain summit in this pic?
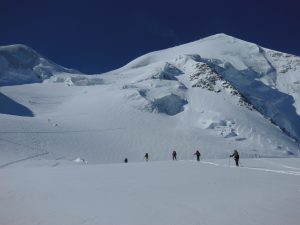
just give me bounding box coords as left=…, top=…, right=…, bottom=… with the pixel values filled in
left=112, top=33, right=300, bottom=141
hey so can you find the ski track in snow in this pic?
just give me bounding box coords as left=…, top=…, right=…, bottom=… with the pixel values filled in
left=255, top=158, right=300, bottom=171
left=1, top=159, right=299, bottom=225
left=0, top=137, right=37, bottom=150
left=201, top=160, right=300, bottom=176
left=0, top=152, right=49, bottom=169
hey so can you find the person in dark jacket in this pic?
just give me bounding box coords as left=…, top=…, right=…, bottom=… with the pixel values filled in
left=124, top=158, right=128, bottom=163
left=144, top=153, right=149, bottom=162
left=194, top=150, right=201, bottom=161
left=230, top=150, right=239, bottom=166
left=172, top=150, right=177, bottom=160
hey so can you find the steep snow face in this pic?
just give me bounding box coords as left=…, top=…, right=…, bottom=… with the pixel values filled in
left=264, top=49, right=300, bottom=112
left=0, top=44, right=80, bottom=86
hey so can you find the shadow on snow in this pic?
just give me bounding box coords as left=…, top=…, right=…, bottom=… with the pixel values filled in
left=0, top=92, right=34, bottom=117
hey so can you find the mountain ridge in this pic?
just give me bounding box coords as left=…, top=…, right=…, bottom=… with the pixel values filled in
left=0, top=44, right=81, bottom=86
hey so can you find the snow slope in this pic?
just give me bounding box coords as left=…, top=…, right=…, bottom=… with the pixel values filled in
left=1, top=159, right=300, bottom=225
left=1, top=34, right=300, bottom=166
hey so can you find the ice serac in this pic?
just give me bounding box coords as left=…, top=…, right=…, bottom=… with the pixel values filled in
left=0, top=44, right=80, bottom=86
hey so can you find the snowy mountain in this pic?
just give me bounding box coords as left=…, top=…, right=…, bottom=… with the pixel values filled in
left=0, top=34, right=300, bottom=166
left=115, top=33, right=300, bottom=141
left=1, top=34, right=300, bottom=225
left=0, top=44, right=80, bottom=86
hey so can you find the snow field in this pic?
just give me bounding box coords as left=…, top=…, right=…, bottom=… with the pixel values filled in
left=0, top=158, right=300, bottom=225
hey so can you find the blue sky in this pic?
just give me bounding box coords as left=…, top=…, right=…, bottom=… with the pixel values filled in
left=1, top=0, right=299, bottom=74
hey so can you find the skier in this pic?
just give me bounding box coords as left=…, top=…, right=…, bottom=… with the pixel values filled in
left=144, top=153, right=149, bottom=162
left=172, top=150, right=177, bottom=160
left=194, top=150, right=201, bottom=161
left=230, top=150, right=240, bottom=167
left=124, top=158, right=128, bottom=163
